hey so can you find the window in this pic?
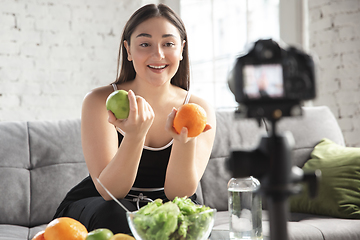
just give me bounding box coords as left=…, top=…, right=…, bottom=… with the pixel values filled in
left=181, top=0, right=280, bottom=109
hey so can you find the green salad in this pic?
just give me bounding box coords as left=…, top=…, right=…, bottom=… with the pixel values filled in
left=131, top=197, right=215, bottom=240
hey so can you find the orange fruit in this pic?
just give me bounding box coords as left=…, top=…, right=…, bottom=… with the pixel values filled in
left=31, top=230, right=45, bottom=240
left=44, top=217, right=88, bottom=240
left=173, top=103, right=207, bottom=137
left=109, top=233, right=135, bottom=240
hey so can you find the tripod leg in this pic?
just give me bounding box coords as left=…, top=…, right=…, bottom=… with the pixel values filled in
left=267, top=197, right=289, bottom=240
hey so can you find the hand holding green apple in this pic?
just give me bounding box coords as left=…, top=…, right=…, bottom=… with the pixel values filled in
left=106, top=90, right=130, bottom=119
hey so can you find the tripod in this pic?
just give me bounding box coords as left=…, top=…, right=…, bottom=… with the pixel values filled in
left=228, top=111, right=320, bottom=240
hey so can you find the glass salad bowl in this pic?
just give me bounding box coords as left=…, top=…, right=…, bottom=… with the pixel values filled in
left=126, top=199, right=216, bottom=240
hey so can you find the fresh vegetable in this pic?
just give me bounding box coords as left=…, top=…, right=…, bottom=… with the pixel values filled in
left=131, top=197, right=214, bottom=240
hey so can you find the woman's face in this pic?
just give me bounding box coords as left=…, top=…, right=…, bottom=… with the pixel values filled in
left=124, top=17, right=185, bottom=87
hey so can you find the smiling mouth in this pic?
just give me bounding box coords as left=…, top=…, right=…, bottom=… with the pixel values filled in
left=148, top=65, right=168, bottom=69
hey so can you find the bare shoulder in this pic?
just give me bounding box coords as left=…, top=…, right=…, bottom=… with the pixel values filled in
left=83, top=85, right=114, bottom=103
left=81, top=85, right=115, bottom=120
left=188, top=94, right=216, bottom=125
left=188, top=94, right=214, bottom=113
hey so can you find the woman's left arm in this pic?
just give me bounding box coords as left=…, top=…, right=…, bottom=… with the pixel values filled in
left=164, top=98, right=216, bottom=200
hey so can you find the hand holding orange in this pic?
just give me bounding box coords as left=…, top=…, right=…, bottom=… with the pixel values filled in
left=173, top=103, right=207, bottom=137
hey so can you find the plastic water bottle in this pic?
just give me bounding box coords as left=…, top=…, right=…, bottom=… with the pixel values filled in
left=228, top=177, right=263, bottom=240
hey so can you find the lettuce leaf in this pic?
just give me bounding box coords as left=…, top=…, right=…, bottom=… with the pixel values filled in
left=132, top=197, right=214, bottom=240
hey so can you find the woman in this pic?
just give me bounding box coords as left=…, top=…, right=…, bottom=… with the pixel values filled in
left=54, top=3, right=216, bottom=234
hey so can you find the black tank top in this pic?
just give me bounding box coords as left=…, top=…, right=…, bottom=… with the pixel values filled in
left=54, top=89, right=192, bottom=217
left=117, top=132, right=171, bottom=188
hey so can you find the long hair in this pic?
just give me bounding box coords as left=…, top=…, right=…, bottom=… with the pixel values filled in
left=113, top=4, right=190, bottom=90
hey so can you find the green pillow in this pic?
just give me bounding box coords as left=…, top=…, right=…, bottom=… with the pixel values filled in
left=290, top=138, right=360, bottom=219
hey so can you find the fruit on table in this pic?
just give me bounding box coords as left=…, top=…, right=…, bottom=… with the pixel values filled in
left=173, top=103, right=207, bottom=137
left=106, top=90, right=130, bottom=119
left=86, top=228, right=114, bottom=240
left=109, top=233, right=135, bottom=240
left=32, top=219, right=121, bottom=240
left=44, top=217, right=88, bottom=240
left=31, top=230, right=45, bottom=240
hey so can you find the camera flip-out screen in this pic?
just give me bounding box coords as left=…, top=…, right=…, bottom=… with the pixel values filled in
left=243, top=64, right=284, bottom=99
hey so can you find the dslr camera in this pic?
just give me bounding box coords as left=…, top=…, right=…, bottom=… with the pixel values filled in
left=228, top=39, right=316, bottom=120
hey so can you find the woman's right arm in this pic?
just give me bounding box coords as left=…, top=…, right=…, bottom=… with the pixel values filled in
left=81, top=87, right=154, bottom=200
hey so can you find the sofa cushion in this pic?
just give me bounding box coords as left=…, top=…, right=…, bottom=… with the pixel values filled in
left=201, top=156, right=232, bottom=210
left=298, top=218, right=360, bottom=240
left=28, top=119, right=89, bottom=226
left=276, top=106, right=345, bottom=167
left=0, top=169, right=30, bottom=226
left=0, top=122, right=31, bottom=226
left=0, top=119, right=89, bottom=227
left=290, top=138, right=360, bottom=219
left=0, top=224, right=30, bottom=240
left=201, top=111, right=267, bottom=211
left=213, top=211, right=327, bottom=240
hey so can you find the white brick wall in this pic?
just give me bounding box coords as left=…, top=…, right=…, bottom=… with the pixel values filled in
left=0, top=0, right=143, bottom=121
left=309, top=0, right=360, bottom=147
left=1, top=0, right=359, bottom=147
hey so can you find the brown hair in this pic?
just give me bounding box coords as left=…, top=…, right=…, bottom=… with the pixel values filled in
left=113, top=3, right=190, bottom=90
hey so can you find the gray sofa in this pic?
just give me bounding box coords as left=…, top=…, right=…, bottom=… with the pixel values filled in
left=1, top=106, right=359, bottom=240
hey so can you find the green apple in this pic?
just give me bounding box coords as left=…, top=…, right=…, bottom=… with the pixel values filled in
left=106, top=90, right=130, bottom=119
left=86, top=228, right=114, bottom=240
